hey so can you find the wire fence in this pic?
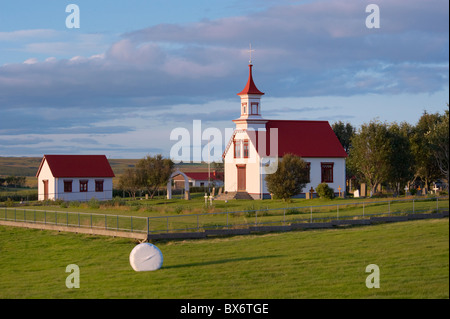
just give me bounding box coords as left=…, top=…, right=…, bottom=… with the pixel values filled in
left=1, top=196, right=448, bottom=235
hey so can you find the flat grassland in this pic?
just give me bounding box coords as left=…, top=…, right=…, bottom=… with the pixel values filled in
left=0, top=218, right=448, bottom=299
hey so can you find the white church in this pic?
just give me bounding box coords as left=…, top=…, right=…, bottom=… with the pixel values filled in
left=222, top=63, right=347, bottom=199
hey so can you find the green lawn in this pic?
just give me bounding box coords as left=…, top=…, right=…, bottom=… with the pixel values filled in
left=0, top=218, right=448, bottom=298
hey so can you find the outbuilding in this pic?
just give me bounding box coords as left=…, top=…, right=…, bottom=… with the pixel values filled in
left=36, top=154, right=115, bottom=201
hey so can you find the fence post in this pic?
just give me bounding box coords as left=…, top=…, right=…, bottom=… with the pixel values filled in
left=105, top=214, right=107, bottom=230
left=131, top=216, right=133, bottom=232
left=388, top=201, right=391, bottom=215
left=166, top=216, right=169, bottom=233
left=413, top=199, right=415, bottom=214
left=310, top=206, right=312, bottom=223
left=363, top=202, right=365, bottom=217
left=147, top=217, right=150, bottom=235
left=337, top=204, right=339, bottom=220
left=197, top=215, right=199, bottom=232
left=226, top=212, right=229, bottom=229
left=117, top=215, right=119, bottom=231
left=436, top=197, right=438, bottom=212
left=255, top=210, right=258, bottom=226
left=283, top=208, right=286, bottom=225
left=67, top=212, right=69, bottom=226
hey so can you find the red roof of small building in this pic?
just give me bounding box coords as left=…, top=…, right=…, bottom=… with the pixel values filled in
left=237, top=64, right=264, bottom=96
left=263, top=120, right=348, bottom=158
left=36, top=155, right=115, bottom=178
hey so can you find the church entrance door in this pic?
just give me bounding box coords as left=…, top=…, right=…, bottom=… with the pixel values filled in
left=237, top=165, right=246, bottom=191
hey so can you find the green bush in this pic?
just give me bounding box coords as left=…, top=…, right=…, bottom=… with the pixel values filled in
left=88, top=198, right=100, bottom=209
left=316, top=183, right=335, bottom=199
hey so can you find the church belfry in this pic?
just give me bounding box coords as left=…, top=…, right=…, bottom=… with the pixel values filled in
left=237, top=64, right=264, bottom=119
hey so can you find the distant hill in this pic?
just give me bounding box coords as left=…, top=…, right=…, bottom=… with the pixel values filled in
left=0, top=157, right=42, bottom=177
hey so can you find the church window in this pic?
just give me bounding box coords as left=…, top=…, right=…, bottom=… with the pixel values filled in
left=251, top=102, right=259, bottom=115
left=243, top=140, right=249, bottom=158
left=241, top=103, right=247, bottom=115
left=321, top=163, right=334, bottom=183
left=305, top=162, right=311, bottom=183
left=234, top=140, right=241, bottom=158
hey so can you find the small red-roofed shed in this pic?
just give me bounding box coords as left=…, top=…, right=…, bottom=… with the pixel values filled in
left=36, top=155, right=115, bottom=201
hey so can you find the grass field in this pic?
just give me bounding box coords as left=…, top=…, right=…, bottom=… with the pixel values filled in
left=0, top=218, right=448, bottom=299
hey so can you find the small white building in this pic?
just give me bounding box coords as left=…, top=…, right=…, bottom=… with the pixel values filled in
left=222, top=64, right=348, bottom=199
left=36, top=155, right=115, bottom=201
left=173, top=171, right=224, bottom=189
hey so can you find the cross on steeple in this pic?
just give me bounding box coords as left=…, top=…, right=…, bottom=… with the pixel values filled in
left=247, top=43, right=255, bottom=64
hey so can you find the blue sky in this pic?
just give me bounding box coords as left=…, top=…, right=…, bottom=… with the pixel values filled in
left=0, top=0, right=448, bottom=159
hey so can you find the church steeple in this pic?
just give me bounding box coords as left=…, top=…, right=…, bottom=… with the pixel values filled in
left=237, top=64, right=264, bottom=96
left=236, top=63, right=264, bottom=119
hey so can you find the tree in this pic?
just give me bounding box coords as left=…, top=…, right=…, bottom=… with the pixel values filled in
left=118, top=168, right=142, bottom=199
left=265, top=153, right=309, bottom=201
left=136, top=154, right=175, bottom=199
left=426, top=107, right=449, bottom=184
left=386, top=122, right=414, bottom=194
left=332, top=121, right=355, bottom=154
left=347, top=120, right=392, bottom=195
left=410, top=111, right=442, bottom=189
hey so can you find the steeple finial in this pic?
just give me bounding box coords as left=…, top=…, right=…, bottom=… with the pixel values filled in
left=247, top=43, right=255, bottom=64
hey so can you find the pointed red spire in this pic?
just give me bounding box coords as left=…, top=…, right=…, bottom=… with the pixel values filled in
left=237, top=64, right=264, bottom=96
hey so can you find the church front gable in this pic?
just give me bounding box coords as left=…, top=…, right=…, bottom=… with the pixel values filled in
left=223, top=129, right=263, bottom=195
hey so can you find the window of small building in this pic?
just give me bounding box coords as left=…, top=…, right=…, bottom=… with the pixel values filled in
left=95, top=180, right=104, bottom=192
left=64, top=180, right=72, bottom=193
left=80, top=180, right=88, bottom=192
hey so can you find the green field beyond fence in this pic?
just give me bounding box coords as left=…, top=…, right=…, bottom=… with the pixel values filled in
left=2, top=197, right=448, bottom=235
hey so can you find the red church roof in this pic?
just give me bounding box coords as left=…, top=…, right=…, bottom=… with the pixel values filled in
left=263, top=120, right=348, bottom=158
left=224, top=120, right=348, bottom=159
left=237, top=64, right=264, bottom=96
left=36, top=155, right=115, bottom=178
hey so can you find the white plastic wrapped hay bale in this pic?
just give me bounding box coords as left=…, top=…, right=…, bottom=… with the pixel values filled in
left=129, top=243, right=163, bottom=271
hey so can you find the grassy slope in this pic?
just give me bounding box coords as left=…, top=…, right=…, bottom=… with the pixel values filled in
left=0, top=218, right=448, bottom=299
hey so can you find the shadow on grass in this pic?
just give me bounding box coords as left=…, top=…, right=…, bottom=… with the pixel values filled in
left=163, top=255, right=284, bottom=270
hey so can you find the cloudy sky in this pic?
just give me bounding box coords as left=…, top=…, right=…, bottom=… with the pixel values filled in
left=0, top=0, right=448, bottom=160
